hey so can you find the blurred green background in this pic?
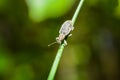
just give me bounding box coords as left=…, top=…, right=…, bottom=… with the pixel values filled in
left=0, top=0, right=120, bottom=80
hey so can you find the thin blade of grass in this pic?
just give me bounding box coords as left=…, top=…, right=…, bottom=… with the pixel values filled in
left=47, top=0, right=84, bottom=80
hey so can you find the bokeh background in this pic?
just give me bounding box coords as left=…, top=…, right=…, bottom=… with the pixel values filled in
left=0, top=0, right=120, bottom=80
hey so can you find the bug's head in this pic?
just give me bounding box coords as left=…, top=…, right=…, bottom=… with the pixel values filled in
left=48, top=37, right=62, bottom=47
left=56, top=37, right=61, bottom=44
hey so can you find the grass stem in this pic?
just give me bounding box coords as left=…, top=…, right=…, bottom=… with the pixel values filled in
left=72, top=0, right=84, bottom=25
left=47, top=0, right=84, bottom=80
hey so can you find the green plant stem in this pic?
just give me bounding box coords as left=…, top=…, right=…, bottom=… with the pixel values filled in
left=72, top=0, right=84, bottom=25
left=47, top=44, right=65, bottom=80
left=47, top=0, right=84, bottom=80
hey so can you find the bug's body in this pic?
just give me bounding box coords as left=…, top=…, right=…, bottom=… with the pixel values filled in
left=56, top=20, right=74, bottom=44
left=48, top=20, right=74, bottom=46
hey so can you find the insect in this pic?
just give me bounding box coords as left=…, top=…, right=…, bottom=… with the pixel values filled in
left=48, top=20, right=74, bottom=46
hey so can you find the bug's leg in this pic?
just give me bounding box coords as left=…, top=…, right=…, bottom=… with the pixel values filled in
left=64, top=40, right=67, bottom=46
left=72, top=26, right=74, bottom=30
left=68, top=34, right=72, bottom=37
left=56, top=37, right=59, bottom=40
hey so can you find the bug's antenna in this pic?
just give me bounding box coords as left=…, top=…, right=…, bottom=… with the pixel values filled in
left=48, top=41, right=57, bottom=47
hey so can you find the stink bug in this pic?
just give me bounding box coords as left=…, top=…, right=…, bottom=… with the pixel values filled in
left=48, top=20, right=74, bottom=46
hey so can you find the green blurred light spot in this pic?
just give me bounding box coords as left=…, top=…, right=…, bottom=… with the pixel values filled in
left=74, top=44, right=91, bottom=65
left=0, top=0, right=7, bottom=10
left=13, top=65, right=34, bottom=80
left=114, top=0, right=120, bottom=18
left=26, top=0, right=75, bottom=22
left=0, top=53, right=13, bottom=74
